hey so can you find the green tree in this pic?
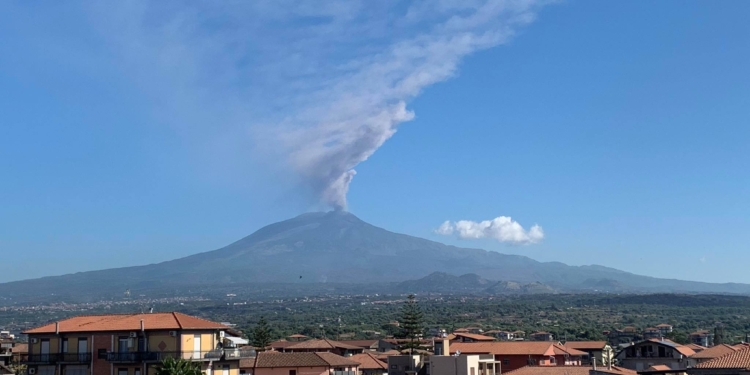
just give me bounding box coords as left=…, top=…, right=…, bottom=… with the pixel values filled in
left=155, top=357, right=203, bottom=375
left=399, top=294, right=424, bottom=355
left=251, top=316, right=272, bottom=350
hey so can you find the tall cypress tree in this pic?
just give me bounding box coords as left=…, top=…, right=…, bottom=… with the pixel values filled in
left=251, top=316, right=272, bottom=350
left=399, top=294, right=424, bottom=355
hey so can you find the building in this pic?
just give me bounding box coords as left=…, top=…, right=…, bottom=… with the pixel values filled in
left=644, top=329, right=663, bottom=340
left=689, top=332, right=714, bottom=348
left=484, top=332, right=514, bottom=342
left=687, top=348, right=750, bottom=375
left=656, top=326, right=673, bottom=336
left=348, top=353, right=387, bottom=375
left=530, top=332, right=554, bottom=342
left=429, top=354, right=497, bottom=375
left=282, top=339, right=365, bottom=356
left=689, top=344, right=739, bottom=365
left=687, top=347, right=750, bottom=375
left=0, top=340, right=12, bottom=367
left=22, top=312, right=250, bottom=375
left=450, top=342, right=584, bottom=373
left=609, top=329, right=642, bottom=346
left=247, top=352, right=360, bottom=375
left=637, top=364, right=686, bottom=375
left=564, top=342, right=610, bottom=365
left=502, top=365, right=636, bottom=375
left=614, top=339, right=695, bottom=371
left=339, top=340, right=397, bottom=353
left=386, top=355, right=423, bottom=375
left=452, top=334, right=496, bottom=344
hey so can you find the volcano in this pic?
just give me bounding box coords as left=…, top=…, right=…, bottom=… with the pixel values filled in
left=3, top=211, right=750, bottom=301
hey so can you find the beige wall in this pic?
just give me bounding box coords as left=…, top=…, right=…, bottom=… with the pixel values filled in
left=148, top=332, right=178, bottom=352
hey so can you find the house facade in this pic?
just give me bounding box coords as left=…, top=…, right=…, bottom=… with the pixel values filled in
left=615, top=340, right=695, bottom=371
left=22, top=312, right=249, bottom=375
left=248, top=352, right=359, bottom=375
left=450, top=342, right=584, bottom=373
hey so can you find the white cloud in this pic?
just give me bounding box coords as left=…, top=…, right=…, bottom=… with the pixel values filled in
left=436, top=216, right=544, bottom=245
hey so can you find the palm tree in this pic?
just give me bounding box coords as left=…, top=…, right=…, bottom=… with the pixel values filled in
left=155, top=357, right=203, bottom=375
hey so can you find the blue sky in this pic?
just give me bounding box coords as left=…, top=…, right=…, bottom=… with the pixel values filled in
left=1, top=1, right=748, bottom=284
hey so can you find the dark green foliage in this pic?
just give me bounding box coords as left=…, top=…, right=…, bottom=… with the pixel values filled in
left=399, top=294, right=424, bottom=354
left=251, top=316, right=272, bottom=350
left=155, top=357, right=203, bottom=375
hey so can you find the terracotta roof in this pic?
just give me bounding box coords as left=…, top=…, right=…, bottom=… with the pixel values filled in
left=285, top=338, right=363, bottom=351
left=685, top=344, right=707, bottom=352
left=453, top=333, right=496, bottom=342
left=12, top=343, right=28, bottom=354
left=288, top=334, right=309, bottom=339
left=339, top=340, right=380, bottom=348
left=504, top=366, right=635, bottom=375
left=239, top=358, right=256, bottom=369
left=375, top=350, right=400, bottom=360
left=23, top=312, right=228, bottom=334
left=646, top=365, right=671, bottom=371
left=553, top=344, right=587, bottom=356
left=564, top=341, right=608, bottom=351
left=349, top=352, right=388, bottom=370
left=656, top=324, right=672, bottom=328
left=695, top=347, right=750, bottom=369
left=450, top=342, right=583, bottom=356
left=690, top=344, right=738, bottom=359
left=254, top=352, right=359, bottom=368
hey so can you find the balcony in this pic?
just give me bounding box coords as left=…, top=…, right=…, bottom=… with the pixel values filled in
left=106, top=349, right=251, bottom=363
left=24, top=353, right=92, bottom=364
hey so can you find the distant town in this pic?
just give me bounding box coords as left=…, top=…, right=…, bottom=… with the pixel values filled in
left=3, top=292, right=750, bottom=375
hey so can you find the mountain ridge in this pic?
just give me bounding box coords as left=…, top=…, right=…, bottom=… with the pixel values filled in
left=2, top=211, right=750, bottom=301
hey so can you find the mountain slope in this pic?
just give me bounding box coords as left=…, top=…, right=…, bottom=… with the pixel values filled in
left=2, top=211, right=750, bottom=301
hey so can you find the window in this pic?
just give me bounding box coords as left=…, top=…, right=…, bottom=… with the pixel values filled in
left=118, top=338, right=129, bottom=353
left=118, top=369, right=128, bottom=375
left=289, top=370, right=297, bottom=375
left=62, top=339, right=69, bottom=353
left=390, top=365, right=397, bottom=370
left=470, top=368, right=475, bottom=375
left=66, top=365, right=87, bottom=375
left=39, top=366, right=55, bottom=375
left=223, top=365, right=229, bottom=375
left=502, top=360, right=509, bottom=366
left=135, top=370, right=141, bottom=375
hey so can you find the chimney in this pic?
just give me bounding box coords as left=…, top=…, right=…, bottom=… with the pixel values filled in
left=140, top=319, right=145, bottom=332
left=55, top=322, right=59, bottom=335
left=593, top=359, right=597, bottom=371
left=441, top=338, right=450, bottom=356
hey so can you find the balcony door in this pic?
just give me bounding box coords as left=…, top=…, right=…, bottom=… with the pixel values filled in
left=193, top=335, right=201, bottom=359
left=78, top=338, right=88, bottom=362
left=40, top=339, right=50, bottom=362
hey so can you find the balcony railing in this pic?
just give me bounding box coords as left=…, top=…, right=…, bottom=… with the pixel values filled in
left=24, top=353, right=92, bottom=364
left=106, top=349, right=254, bottom=363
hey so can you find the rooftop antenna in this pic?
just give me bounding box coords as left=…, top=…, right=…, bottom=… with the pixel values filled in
left=149, top=307, right=154, bottom=314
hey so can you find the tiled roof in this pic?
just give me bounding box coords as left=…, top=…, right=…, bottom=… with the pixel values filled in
left=553, top=344, right=587, bottom=356
left=23, top=312, right=228, bottom=334
left=656, top=324, right=672, bottom=328
left=349, top=352, right=388, bottom=370
left=690, top=344, right=737, bottom=359
left=285, top=338, right=363, bottom=351
left=239, top=358, right=256, bottom=369
left=695, top=347, right=750, bottom=369
left=685, top=344, right=707, bottom=352
left=288, top=334, right=309, bottom=339
left=11, top=343, right=28, bottom=354
left=646, top=365, right=671, bottom=371
left=453, top=333, right=496, bottom=341
left=564, top=341, right=608, bottom=350
left=254, top=352, right=359, bottom=368
left=450, top=342, right=583, bottom=356
left=504, top=366, right=636, bottom=375
left=339, top=340, right=380, bottom=348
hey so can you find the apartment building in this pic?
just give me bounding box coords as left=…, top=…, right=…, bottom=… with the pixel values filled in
left=449, top=342, right=584, bottom=372
left=23, top=312, right=251, bottom=375
left=614, top=339, right=695, bottom=371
